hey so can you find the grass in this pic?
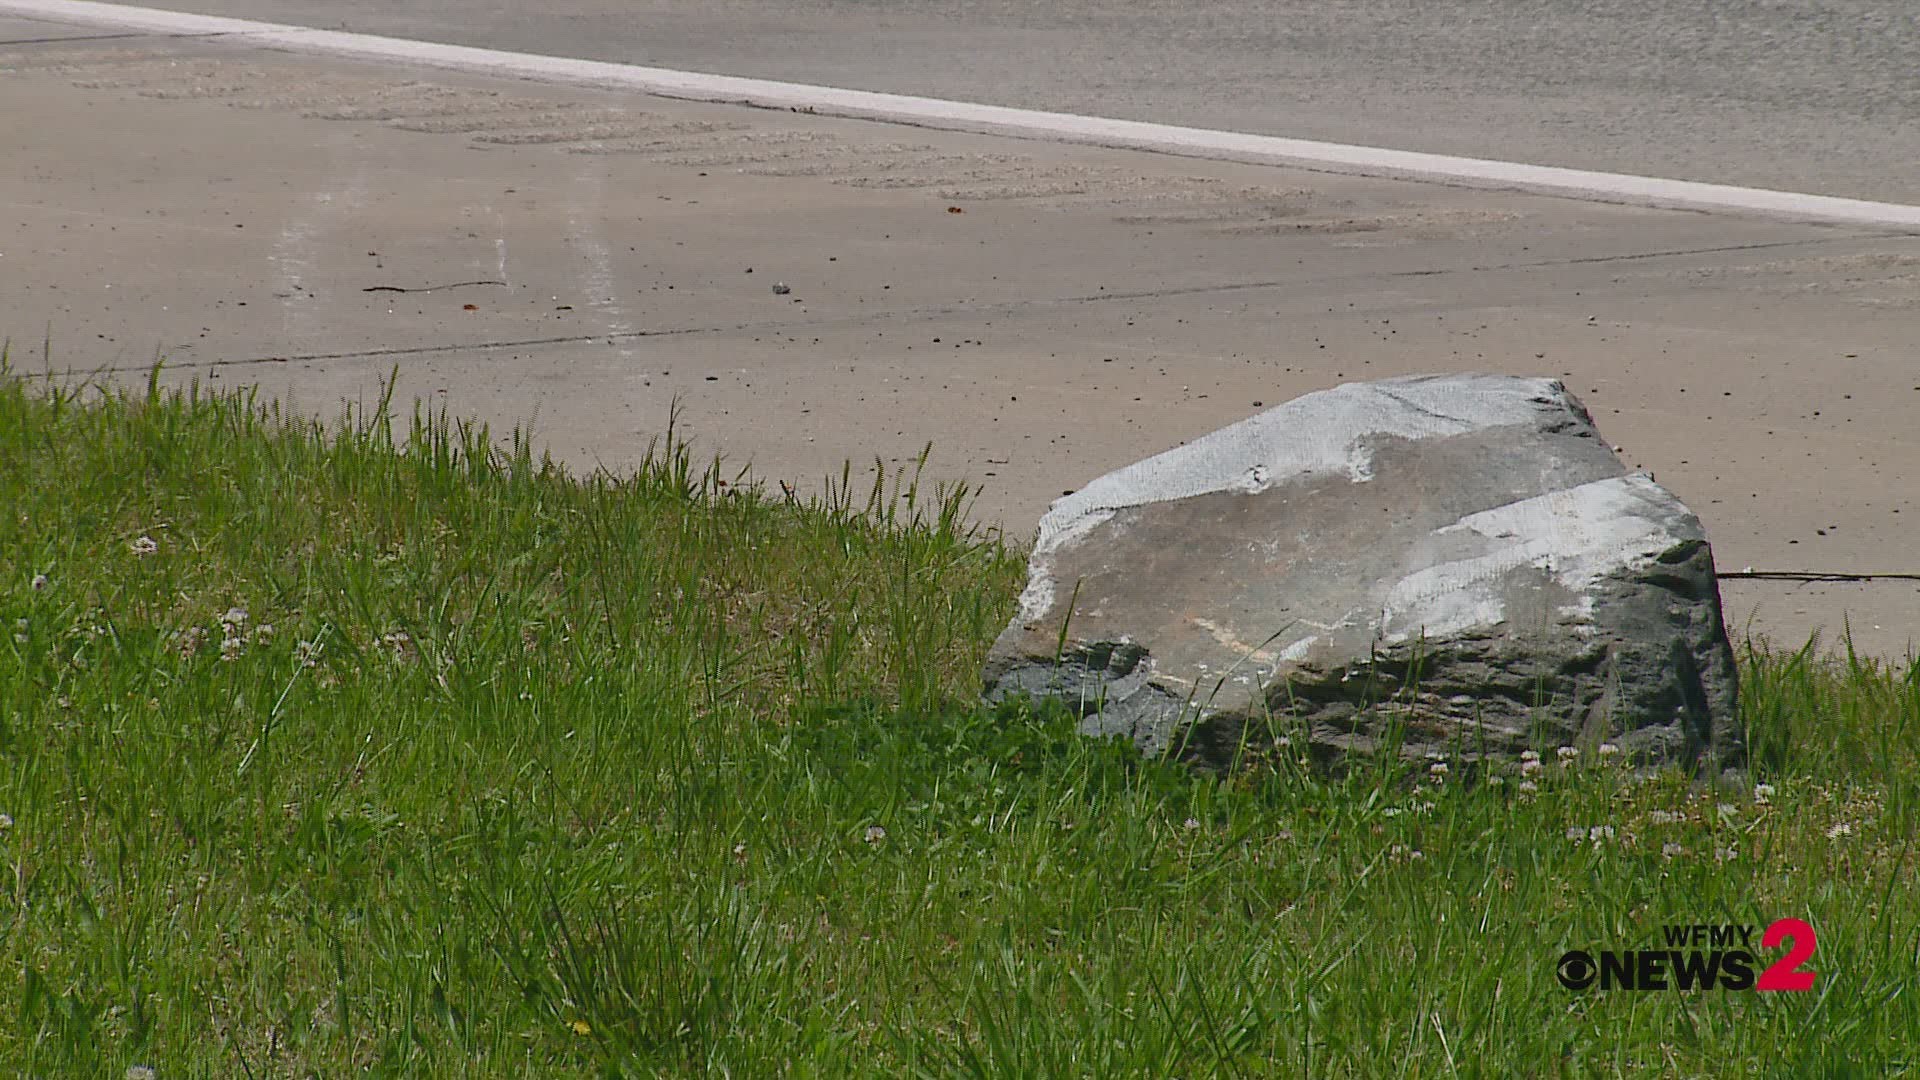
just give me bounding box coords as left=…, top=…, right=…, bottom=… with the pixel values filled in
left=1, top=360, right=1916, bottom=1077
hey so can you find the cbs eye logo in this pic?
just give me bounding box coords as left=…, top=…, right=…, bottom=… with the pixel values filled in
left=1557, top=950, right=1598, bottom=989
left=1558, top=920, right=1817, bottom=993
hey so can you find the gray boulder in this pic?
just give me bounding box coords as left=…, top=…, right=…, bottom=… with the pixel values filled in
left=984, top=373, right=1741, bottom=775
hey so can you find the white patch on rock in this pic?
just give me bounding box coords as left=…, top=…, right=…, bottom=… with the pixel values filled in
left=1379, top=476, right=1688, bottom=643
left=1015, top=570, right=1056, bottom=626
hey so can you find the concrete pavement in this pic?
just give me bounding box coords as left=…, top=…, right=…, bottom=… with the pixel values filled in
left=53, top=0, right=1920, bottom=204
left=3, top=27, right=1918, bottom=655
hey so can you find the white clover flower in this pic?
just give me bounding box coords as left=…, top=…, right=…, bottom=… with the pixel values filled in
left=1648, top=810, right=1684, bottom=825
left=295, top=639, right=323, bottom=668
left=1382, top=807, right=1404, bottom=818
left=1714, top=846, right=1738, bottom=862
left=130, top=536, right=158, bottom=557
left=220, top=607, right=248, bottom=627
left=0, top=812, right=13, bottom=830
left=1274, top=735, right=1290, bottom=748
left=1662, top=842, right=1685, bottom=858
left=1826, top=822, right=1853, bottom=840
left=1520, top=749, right=1541, bottom=763
left=1598, top=743, right=1620, bottom=758
left=1411, top=799, right=1436, bottom=815
left=220, top=635, right=245, bottom=662
left=1753, top=783, right=1776, bottom=804
left=1566, top=826, right=1586, bottom=842
left=1517, top=779, right=1539, bottom=795
left=1520, top=758, right=1543, bottom=776
left=1429, top=762, right=1449, bottom=777
left=1588, top=825, right=1616, bottom=843
left=1388, top=844, right=1423, bottom=862
left=1182, top=817, right=1201, bottom=830
left=863, top=825, right=888, bottom=844
left=1486, top=776, right=1505, bottom=787
left=1717, top=803, right=1739, bottom=819
left=126, top=1065, right=157, bottom=1080
left=1556, top=746, right=1578, bottom=762
left=29, top=573, right=48, bottom=591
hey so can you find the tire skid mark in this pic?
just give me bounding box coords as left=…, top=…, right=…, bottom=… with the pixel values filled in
left=5, top=38, right=1552, bottom=237
left=472, top=118, right=745, bottom=145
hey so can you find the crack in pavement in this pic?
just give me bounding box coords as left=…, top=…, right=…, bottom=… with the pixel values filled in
left=11, top=228, right=1916, bottom=379
left=0, top=29, right=236, bottom=47
left=1078, top=232, right=1916, bottom=305
left=0, top=30, right=155, bottom=44
left=13, top=326, right=720, bottom=376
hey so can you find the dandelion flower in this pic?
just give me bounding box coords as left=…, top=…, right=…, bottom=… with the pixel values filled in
left=569, top=1019, right=592, bottom=1036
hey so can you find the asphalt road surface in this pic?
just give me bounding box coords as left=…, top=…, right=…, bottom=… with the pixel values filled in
left=102, top=0, right=1920, bottom=204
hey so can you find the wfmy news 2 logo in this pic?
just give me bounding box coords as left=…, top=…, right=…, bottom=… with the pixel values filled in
left=1558, top=920, right=1819, bottom=992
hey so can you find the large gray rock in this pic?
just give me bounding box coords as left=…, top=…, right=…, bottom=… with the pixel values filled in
left=984, top=374, right=1741, bottom=775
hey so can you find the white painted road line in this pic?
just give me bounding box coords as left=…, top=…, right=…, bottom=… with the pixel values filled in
left=5, top=0, right=1920, bottom=232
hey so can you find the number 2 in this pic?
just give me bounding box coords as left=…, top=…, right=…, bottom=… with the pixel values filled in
left=1755, top=917, right=1818, bottom=992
